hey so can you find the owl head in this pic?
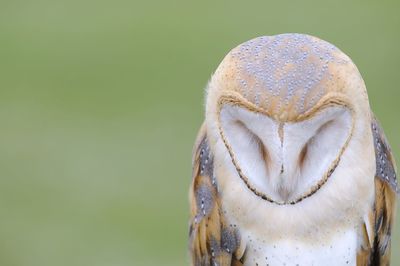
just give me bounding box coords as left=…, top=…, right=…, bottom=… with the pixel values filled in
left=205, top=33, right=375, bottom=205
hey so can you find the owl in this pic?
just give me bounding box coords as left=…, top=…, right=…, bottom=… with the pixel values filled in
left=188, top=34, right=398, bottom=266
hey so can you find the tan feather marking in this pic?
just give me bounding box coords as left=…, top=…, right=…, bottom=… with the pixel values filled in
left=357, top=179, right=395, bottom=266
left=189, top=128, right=244, bottom=265
left=373, top=179, right=395, bottom=265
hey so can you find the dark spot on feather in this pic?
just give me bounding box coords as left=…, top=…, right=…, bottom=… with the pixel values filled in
left=195, top=184, right=214, bottom=217
left=372, top=120, right=398, bottom=192
left=198, top=138, right=214, bottom=177
left=221, top=228, right=238, bottom=254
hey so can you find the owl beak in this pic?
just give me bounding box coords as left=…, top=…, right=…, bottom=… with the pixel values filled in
left=255, top=128, right=302, bottom=201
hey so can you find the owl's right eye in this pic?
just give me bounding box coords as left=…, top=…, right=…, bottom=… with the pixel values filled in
left=219, top=104, right=281, bottom=199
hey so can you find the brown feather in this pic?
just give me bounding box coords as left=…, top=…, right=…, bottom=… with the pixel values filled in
left=189, top=125, right=243, bottom=266
left=357, top=115, right=397, bottom=266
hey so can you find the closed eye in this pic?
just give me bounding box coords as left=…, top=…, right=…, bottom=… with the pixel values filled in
left=299, top=120, right=334, bottom=169
left=235, top=120, right=271, bottom=174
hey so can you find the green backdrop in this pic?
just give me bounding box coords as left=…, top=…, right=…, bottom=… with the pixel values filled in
left=0, top=0, right=399, bottom=265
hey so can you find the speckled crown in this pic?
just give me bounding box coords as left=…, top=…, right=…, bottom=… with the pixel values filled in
left=208, top=33, right=367, bottom=121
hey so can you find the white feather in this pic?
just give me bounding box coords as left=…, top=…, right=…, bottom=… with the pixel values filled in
left=206, top=101, right=375, bottom=265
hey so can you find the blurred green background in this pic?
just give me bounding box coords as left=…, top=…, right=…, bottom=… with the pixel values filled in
left=0, top=0, right=399, bottom=265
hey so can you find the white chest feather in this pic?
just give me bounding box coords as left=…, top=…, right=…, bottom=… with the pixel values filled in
left=214, top=137, right=375, bottom=266
left=241, top=228, right=358, bottom=266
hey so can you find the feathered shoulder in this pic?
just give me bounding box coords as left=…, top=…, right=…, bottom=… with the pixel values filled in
left=358, top=115, right=397, bottom=266
left=188, top=123, right=244, bottom=266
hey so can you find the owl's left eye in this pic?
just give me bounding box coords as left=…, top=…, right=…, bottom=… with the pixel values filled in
left=229, top=119, right=273, bottom=183
left=219, top=104, right=282, bottom=198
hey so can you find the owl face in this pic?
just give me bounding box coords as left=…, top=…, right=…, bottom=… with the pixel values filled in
left=206, top=34, right=373, bottom=205
left=219, top=101, right=353, bottom=203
